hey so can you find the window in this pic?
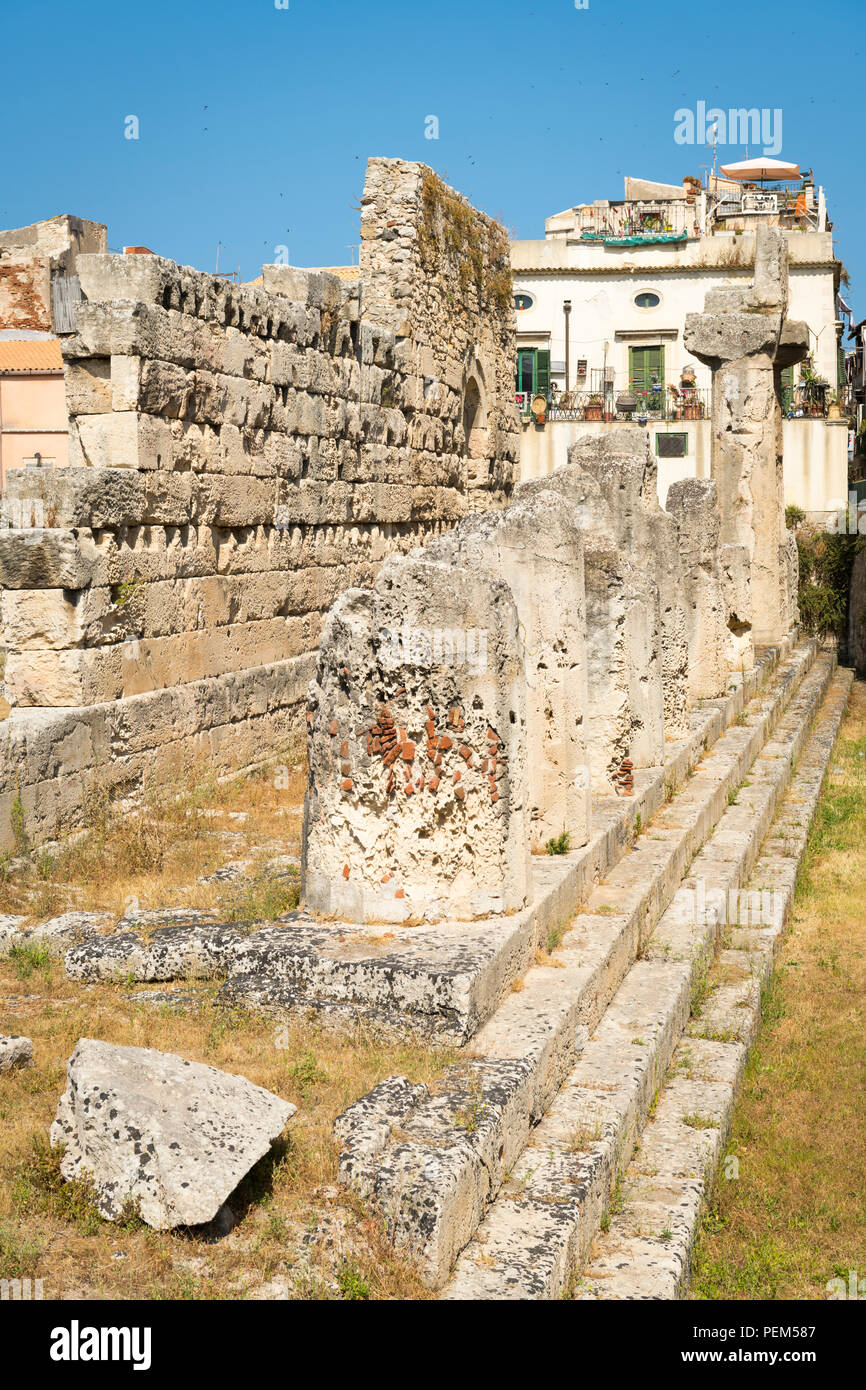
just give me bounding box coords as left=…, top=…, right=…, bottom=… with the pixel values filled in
left=515, top=348, right=550, bottom=401
left=514, top=292, right=534, bottom=311
left=634, top=291, right=661, bottom=309
left=655, top=432, right=688, bottom=458
left=629, top=344, right=665, bottom=396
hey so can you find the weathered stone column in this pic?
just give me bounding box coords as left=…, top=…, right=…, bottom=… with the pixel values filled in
left=684, top=227, right=808, bottom=646
left=423, top=489, right=591, bottom=849
left=666, top=477, right=728, bottom=699
left=302, top=551, right=530, bottom=924
left=517, top=460, right=666, bottom=790
left=568, top=429, right=690, bottom=739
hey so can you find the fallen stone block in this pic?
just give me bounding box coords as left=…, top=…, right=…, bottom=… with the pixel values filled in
left=0, top=912, right=109, bottom=958
left=0, top=1035, right=34, bottom=1071
left=50, top=1038, right=295, bottom=1228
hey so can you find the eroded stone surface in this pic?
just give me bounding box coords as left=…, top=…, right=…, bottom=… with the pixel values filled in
left=0, top=1035, right=34, bottom=1071
left=49, top=1038, right=295, bottom=1229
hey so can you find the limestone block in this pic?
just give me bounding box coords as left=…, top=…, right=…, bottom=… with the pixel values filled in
left=302, top=551, right=530, bottom=924
left=261, top=265, right=342, bottom=311
left=76, top=251, right=176, bottom=306
left=64, top=357, right=111, bottom=414
left=3, top=467, right=146, bottom=529
left=1, top=588, right=85, bottom=650
left=0, top=529, right=97, bottom=590
left=720, top=544, right=755, bottom=671
left=683, top=309, right=782, bottom=368
left=196, top=475, right=275, bottom=527
left=4, top=646, right=123, bottom=706
left=50, top=1038, right=294, bottom=1229
left=0, top=1036, right=33, bottom=1072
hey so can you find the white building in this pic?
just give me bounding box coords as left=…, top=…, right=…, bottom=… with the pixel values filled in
left=511, top=174, right=848, bottom=516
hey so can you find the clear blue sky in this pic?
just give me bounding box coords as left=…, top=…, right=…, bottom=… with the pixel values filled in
left=2, top=0, right=862, bottom=311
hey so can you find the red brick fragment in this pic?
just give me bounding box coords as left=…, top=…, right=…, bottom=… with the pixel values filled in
left=438, top=735, right=452, bottom=751
left=455, top=786, right=465, bottom=802
left=341, top=778, right=353, bottom=792
left=453, top=769, right=462, bottom=783
left=402, top=741, right=415, bottom=761
left=395, top=888, right=405, bottom=898
left=425, top=720, right=436, bottom=737
left=342, top=864, right=350, bottom=879
left=429, top=775, right=440, bottom=792
left=340, top=739, right=349, bottom=758
left=330, top=720, right=338, bottom=736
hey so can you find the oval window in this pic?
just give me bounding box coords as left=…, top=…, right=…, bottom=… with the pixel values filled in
left=635, top=291, right=661, bottom=309
left=514, top=292, right=534, bottom=311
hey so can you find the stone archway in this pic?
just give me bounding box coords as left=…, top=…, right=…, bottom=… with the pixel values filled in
left=462, top=371, right=488, bottom=460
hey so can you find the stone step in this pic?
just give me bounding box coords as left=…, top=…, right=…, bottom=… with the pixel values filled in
left=575, top=664, right=853, bottom=1301
left=221, top=639, right=807, bottom=1038
left=71, top=638, right=798, bottom=1038
left=439, top=653, right=842, bottom=1299
left=332, top=639, right=820, bottom=1288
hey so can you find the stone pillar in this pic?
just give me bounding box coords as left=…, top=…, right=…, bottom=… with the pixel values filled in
left=517, top=462, right=666, bottom=790
left=423, top=489, right=591, bottom=848
left=302, top=551, right=530, bottom=924
left=666, top=477, right=728, bottom=699
left=567, top=429, right=690, bottom=739
left=684, top=227, right=808, bottom=646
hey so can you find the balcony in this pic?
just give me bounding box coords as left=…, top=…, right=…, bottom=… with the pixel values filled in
left=710, top=187, right=822, bottom=232
left=520, top=381, right=711, bottom=424
left=574, top=200, right=698, bottom=245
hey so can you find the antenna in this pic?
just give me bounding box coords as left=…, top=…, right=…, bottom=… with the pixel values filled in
left=215, top=241, right=224, bottom=274
left=347, top=244, right=360, bottom=264
left=707, top=118, right=719, bottom=179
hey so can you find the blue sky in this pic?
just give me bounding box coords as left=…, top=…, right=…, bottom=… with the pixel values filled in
left=2, top=0, right=863, bottom=311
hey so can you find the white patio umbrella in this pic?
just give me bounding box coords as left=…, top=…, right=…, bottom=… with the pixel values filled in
left=719, top=157, right=801, bottom=183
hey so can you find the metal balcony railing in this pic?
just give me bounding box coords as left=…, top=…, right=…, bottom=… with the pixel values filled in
left=539, top=383, right=711, bottom=423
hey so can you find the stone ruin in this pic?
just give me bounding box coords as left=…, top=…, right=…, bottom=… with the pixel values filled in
left=0, top=159, right=518, bottom=849
left=301, top=226, right=805, bottom=926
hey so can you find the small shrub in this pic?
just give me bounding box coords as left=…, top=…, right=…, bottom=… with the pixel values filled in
left=545, top=831, right=571, bottom=856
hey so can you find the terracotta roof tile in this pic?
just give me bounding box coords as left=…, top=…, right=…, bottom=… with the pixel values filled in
left=0, top=338, right=64, bottom=372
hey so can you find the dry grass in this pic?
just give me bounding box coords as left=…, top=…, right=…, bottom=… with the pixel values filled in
left=0, top=756, right=459, bottom=1300
left=690, top=678, right=866, bottom=1300
left=0, top=968, right=456, bottom=1299
left=0, top=756, right=307, bottom=924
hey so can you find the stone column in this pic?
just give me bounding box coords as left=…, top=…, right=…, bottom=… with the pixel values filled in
left=684, top=227, right=808, bottom=646
left=302, top=551, right=530, bottom=924
left=423, top=489, right=591, bottom=849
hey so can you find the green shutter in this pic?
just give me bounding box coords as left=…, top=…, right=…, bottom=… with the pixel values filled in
left=629, top=345, right=665, bottom=397
left=535, top=349, right=551, bottom=398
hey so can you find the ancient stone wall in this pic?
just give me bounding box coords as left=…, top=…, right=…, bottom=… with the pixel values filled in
left=0, top=161, right=518, bottom=850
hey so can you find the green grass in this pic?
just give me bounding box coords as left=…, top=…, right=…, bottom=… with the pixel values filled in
left=689, top=682, right=866, bottom=1300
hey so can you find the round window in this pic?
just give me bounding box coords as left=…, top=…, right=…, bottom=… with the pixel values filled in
left=514, top=292, right=534, bottom=311
left=635, top=291, right=661, bottom=309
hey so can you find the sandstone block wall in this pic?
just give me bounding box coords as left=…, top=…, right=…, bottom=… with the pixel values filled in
left=0, top=160, right=519, bottom=850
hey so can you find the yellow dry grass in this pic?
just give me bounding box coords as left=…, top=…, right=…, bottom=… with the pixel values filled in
left=0, top=757, right=307, bottom=925
left=690, top=679, right=866, bottom=1300
left=0, top=757, right=458, bottom=1300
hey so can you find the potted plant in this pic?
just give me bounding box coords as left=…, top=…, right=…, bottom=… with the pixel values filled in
left=585, top=393, right=603, bottom=421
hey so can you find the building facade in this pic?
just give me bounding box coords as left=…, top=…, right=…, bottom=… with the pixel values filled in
left=511, top=174, right=848, bottom=516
